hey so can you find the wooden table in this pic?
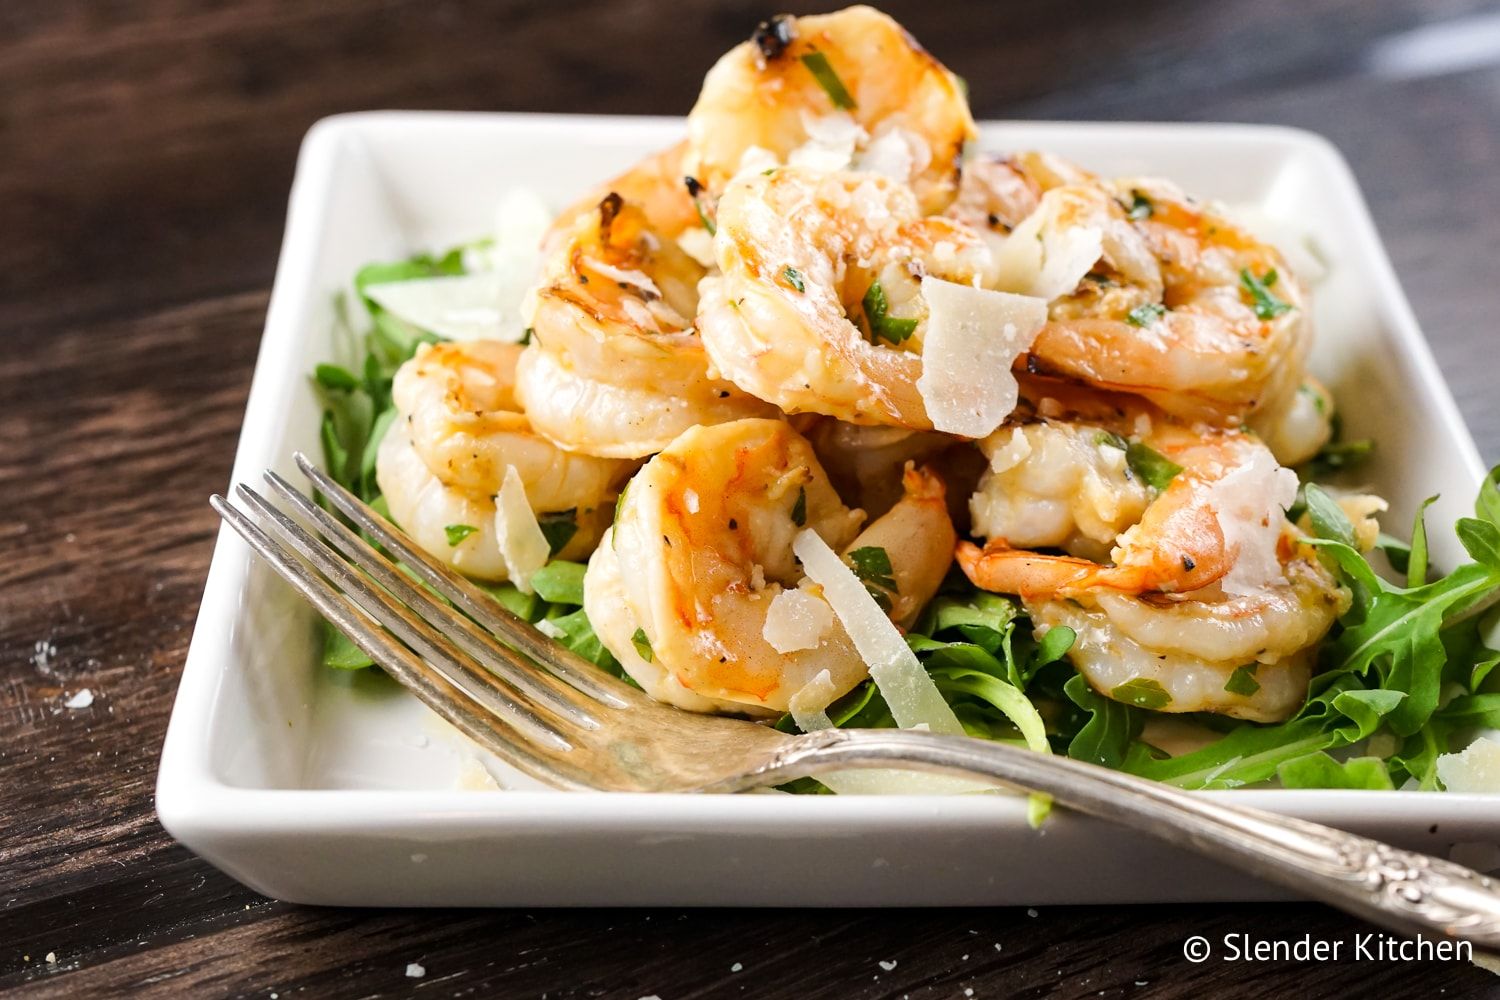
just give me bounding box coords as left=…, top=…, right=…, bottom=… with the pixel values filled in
left=4, top=1, right=1498, bottom=995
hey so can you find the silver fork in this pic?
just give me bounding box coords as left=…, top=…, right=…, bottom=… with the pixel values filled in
left=212, top=452, right=1500, bottom=947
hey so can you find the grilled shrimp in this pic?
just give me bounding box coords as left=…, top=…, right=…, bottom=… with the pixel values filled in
left=698, top=165, right=992, bottom=428
left=518, top=193, right=774, bottom=459
left=543, top=142, right=702, bottom=254
left=685, top=5, right=973, bottom=214
left=945, top=150, right=1094, bottom=240
left=958, top=420, right=1347, bottom=721
left=377, top=340, right=633, bottom=580
left=986, top=170, right=1313, bottom=437
left=584, top=418, right=955, bottom=714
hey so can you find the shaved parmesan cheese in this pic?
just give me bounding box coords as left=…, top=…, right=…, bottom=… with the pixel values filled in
left=916, top=277, right=1047, bottom=438
left=763, top=587, right=835, bottom=653
left=992, top=195, right=1103, bottom=301
left=493, top=465, right=549, bottom=593
left=365, top=272, right=509, bottom=342
left=794, top=529, right=963, bottom=735
left=1198, top=448, right=1299, bottom=596
left=788, top=669, right=839, bottom=730
left=1437, top=737, right=1500, bottom=793
left=375, top=187, right=551, bottom=342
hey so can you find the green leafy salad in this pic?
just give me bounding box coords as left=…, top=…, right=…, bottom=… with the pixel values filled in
left=313, top=245, right=1500, bottom=794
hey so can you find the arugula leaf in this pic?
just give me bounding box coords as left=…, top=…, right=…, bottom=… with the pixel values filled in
left=1277, top=752, right=1394, bottom=790
left=1479, top=466, right=1500, bottom=525
left=791, top=487, right=807, bottom=527
left=530, top=560, right=587, bottom=606
left=1126, top=190, right=1153, bottom=220
left=1302, top=438, right=1375, bottom=479
left=1301, top=483, right=1355, bottom=548
left=1239, top=267, right=1293, bottom=319
left=799, top=51, right=857, bottom=109
left=314, top=363, right=360, bottom=391
left=1406, top=495, right=1438, bottom=587
left=320, top=618, right=374, bottom=670
left=544, top=608, right=623, bottom=673
left=1311, top=535, right=1500, bottom=736
left=476, top=580, right=541, bottom=622
left=1064, top=675, right=1143, bottom=769
left=862, top=280, right=919, bottom=345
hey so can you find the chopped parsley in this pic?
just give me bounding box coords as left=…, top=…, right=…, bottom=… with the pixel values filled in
left=1096, top=432, right=1184, bottom=490
left=862, top=279, right=918, bottom=344
left=782, top=265, right=806, bottom=292
left=1125, top=302, right=1165, bottom=327
left=1239, top=267, right=1294, bottom=320
left=631, top=627, right=654, bottom=663
left=1224, top=664, right=1262, bottom=697
left=799, top=51, right=856, bottom=110
left=444, top=523, right=479, bottom=546
left=848, top=545, right=897, bottom=611
left=1110, top=678, right=1172, bottom=710
left=684, top=176, right=716, bottom=236
left=791, top=487, right=807, bottom=527
left=1126, top=190, right=1153, bottom=220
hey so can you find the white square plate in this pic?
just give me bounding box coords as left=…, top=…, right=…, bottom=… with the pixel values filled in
left=157, top=112, right=1494, bottom=907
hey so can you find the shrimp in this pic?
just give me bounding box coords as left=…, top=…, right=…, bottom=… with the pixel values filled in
left=957, top=421, right=1347, bottom=721
left=969, top=419, right=1154, bottom=564
left=377, top=340, right=634, bottom=580
left=518, top=193, right=775, bottom=459
left=584, top=418, right=955, bottom=714
left=1251, top=376, right=1335, bottom=467
left=698, top=165, right=992, bottom=428
left=684, top=5, right=973, bottom=214
left=542, top=142, right=702, bottom=254
left=990, top=172, right=1312, bottom=433
left=945, top=150, right=1096, bottom=239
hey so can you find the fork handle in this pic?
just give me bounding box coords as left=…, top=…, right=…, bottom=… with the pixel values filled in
left=785, top=729, right=1500, bottom=948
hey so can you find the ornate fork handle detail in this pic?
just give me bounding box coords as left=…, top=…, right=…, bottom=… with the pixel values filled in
left=766, top=728, right=1500, bottom=949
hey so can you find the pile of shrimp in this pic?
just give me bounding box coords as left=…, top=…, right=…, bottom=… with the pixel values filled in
left=376, top=5, right=1366, bottom=724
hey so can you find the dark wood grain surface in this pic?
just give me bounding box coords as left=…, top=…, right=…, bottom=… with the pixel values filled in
left=4, top=1, right=1500, bottom=996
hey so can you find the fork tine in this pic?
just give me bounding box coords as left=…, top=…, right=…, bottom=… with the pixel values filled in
left=232, top=483, right=574, bottom=752
left=259, top=469, right=602, bottom=731
left=210, top=494, right=598, bottom=791
left=294, top=451, right=637, bottom=709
